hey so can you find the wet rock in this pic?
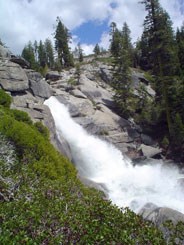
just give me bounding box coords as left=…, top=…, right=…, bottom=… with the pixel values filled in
left=43, top=106, right=72, bottom=160
left=141, top=134, right=155, bottom=146
left=140, top=144, right=162, bottom=158
left=78, top=175, right=108, bottom=198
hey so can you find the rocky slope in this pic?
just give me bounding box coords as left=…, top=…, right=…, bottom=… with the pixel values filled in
left=0, top=46, right=162, bottom=163
left=1, top=45, right=184, bottom=240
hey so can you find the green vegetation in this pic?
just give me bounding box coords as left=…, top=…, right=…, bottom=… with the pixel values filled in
left=109, top=0, right=184, bottom=162
left=93, top=43, right=100, bottom=57
left=54, top=17, right=74, bottom=68
left=110, top=22, right=135, bottom=118
left=9, top=109, right=33, bottom=125
left=137, top=0, right=184, bottom=161
left=0, top=90, right=12, bottom=108
left=0, top=89, right=170, bottom=244
left=22, top=39, right=54, bottom=73
left=95, top=56, right=113, bottom=64
left=76, top=43, right=84, bottom=62
left=21, top=18, right=74, bottom=73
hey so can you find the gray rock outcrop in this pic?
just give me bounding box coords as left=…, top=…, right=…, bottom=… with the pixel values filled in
left=0, top=60, right=29, bottom=92
left=0, top=44, right=11, bottom=59
left=46, top=71, right=62, bottom=81
left=30, top=79, right=53, bottom=99
left=0, top=51, right=161, bottom=162
left=10, top=56, right=30, bottom=68
left=25, top=69, right=43, bottom=82
left=46, top=62, right=161, bottom=160
left=139, top=203, right=184, bottom=225
left=0, top=56, right=72, bottom=160
left=139, top=203, right=184, bottom=243
left=139, top=144, right=162, bottom=158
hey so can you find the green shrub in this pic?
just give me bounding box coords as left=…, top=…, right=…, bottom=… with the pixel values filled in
left=0, top=89, right=12, bottom=108
left=0, top=105, right=181, bottom=244
left=34, top=121, right=49, bottom=139
left=67, top=77, right=77, bottom=86
left=10, top=109, right=32, bottom=125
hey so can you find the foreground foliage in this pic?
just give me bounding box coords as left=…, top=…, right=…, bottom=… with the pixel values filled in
left=0, top=89, right=182, bottom=244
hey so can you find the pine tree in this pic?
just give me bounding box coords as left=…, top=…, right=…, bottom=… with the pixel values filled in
left=44, top=38, right=54, bottom=68
left=121, top=22, right=133, bottom=66
left=38, top=40, right=46, bottom=67
left=33, top=40, right=38, bottom=62
left=176, top=23, right=184, bottom=73
left=93, top=43, right=100, bottom=56
left=141, top=0, right=180, bottom=136
left=110, top=22, right=121, bottom=58
left=77, top=43, right=83, bottom=62
left=54, top=17, right=74, bottom=68
left=21, top=41, right=37, bottom=69
left=110, top=22, right=133, bottom=118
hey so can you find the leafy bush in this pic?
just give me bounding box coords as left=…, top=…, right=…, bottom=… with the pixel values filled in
left=0, top=102, right=182, bottom=244
left=0, top=89, right=12, bottom=108
left=10, top=109, right=32, bottom=125
left=34, top=121, right=49, bottom=139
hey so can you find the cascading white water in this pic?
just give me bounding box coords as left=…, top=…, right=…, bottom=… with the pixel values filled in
left=45, top=96, right=184, bottom=213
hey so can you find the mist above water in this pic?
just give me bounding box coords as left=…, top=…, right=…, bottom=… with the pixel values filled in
left=45, top=97, right=184, bottom=213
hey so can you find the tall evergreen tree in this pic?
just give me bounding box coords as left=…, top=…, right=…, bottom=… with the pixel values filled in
left=44, top=38, right=54, bottom=68
left=21, top=41, right=37, bottom=69
left=176, top=23, right=184, bottom=73
left=54, top=17, right=74, bottom=68
left=38, top=40, right=46, bottom=67
left=93, top=43, right=100, bottom=56
left=110, top=22, right=121, bottom=58
left=110, top=22, right=133, bottom=118
left=77, top=43, right=83, bottom=62
left=141, top=0, right=180, bottom=137
left=33, top=40, right=38, bottom=62
left=121, top=22, right=133, bottom=66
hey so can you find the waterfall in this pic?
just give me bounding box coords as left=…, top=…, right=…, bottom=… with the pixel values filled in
left=45, top=96, right=184, bottom=213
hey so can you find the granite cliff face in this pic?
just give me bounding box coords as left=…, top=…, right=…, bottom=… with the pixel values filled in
left=0, top=45, right=161, bottom=163
left=45, top=61, right=161, bottom=162
left=0, top=46, right=71, bottom=160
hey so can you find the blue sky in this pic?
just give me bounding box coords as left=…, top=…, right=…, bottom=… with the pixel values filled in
left=0, top=0, right=184, bottom=55
left=72, top=20, right=109, bottom=45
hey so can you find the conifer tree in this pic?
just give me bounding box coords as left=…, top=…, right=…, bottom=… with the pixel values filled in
left=77, top=43, right=83, bottom=62
left=110, top=22, right=121, bottom=58
left=93, top=43, right=100, bottom=56
left=141, top=0, right=180, bottom=137
left=33, top=40, right=38, bottom=62
left=110, top=22, right=133, bottom=117
left=38, top=40, right=46, bottom=67
left=54, top=17, right=74, bottom=68
left=121, top=22, right=133, bottom=66
left=176, top=23, right=184, bottom=72
left=44, top=38, right=54, bottom=68
left=21, top=41, right=37, bottom=69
